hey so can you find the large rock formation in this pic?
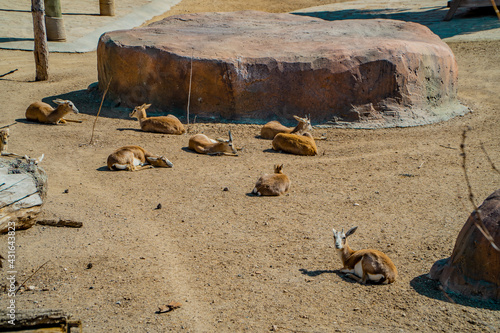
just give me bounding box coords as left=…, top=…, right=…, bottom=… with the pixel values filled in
left=97, top=11, right=468, bottom=128
left=0, top=158, right=47, bottom=233
left=430, top=189, right=500, bottom=300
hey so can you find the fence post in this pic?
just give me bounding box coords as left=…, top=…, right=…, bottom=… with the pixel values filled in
left=99, top=0, right=115, bottom=16
left=31, top=0, right=49, bottom=81
left=44, top=0, right=66, bottom=41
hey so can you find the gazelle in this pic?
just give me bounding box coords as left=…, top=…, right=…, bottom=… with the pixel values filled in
left=252, top=164, right=291, bottom=196
left=0, top=128, right=9, bottom=154
left=129, top=103, right=185, bottom=135
left=25, top=99, right=80, bottom=124
left=332, top=226, right=398, bottom=284
left=260, top=115, right=313, bottom=140
left=272, top=132, right=318, bottom=156
left=107, top=145, right=173, bottom=171
left=188, top=131, right=238, bottom=156
left=0, top=127, right=24, bottom=158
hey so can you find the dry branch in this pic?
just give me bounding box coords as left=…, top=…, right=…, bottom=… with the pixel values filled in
left=15, top=260, right=50, bottom=294
left=460, top=127, right=500, bottom=251
left=90, top=77, right=112, bottom=144
left=37, top=218, right=83, bottom=228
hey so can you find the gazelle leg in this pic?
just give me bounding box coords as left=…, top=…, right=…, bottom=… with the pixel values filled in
left=344, top=273, right=362, bottom=283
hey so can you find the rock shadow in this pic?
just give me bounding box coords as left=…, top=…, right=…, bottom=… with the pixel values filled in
left=293, top=6, right=500, bottom=40
left=410, top=274, right=500, bottom=310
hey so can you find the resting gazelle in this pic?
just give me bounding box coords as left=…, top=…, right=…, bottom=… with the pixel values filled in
left=332, top=226, right=397, bottom=284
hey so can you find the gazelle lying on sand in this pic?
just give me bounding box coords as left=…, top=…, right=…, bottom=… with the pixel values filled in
left=252, top=164, right=291, bottom=196
left=25, top=99, right=80, bottom=124
left=0, top=128, right=10, bottom=155
left=107, top=145, right=173, bottom=171
left=332, top=226, right=398, bottom=284
left=0, top=127, right=25, bottom=158
left=272, top=132, right=318, bottom=156
left=129, top=103, right=185, bottom=135
left=260, top=115, right=312, bottom=140
left=188, top=131, right=238, bottom=156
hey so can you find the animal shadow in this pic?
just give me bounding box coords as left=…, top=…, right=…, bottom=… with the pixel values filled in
left=299, top=268, right=336, bottom=277
left=96, top=166, right=111, bottom=172
left=263, top=148, right=280, bottom=154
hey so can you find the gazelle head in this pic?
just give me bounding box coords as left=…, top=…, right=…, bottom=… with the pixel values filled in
left=147, top=155, right=173, bottom=168
left=332, top=226, right=358, bottom=250
left=54, top=99, right=79, bottom=114
left=225, top=131, right=238, bottom=155
left=129, top=103, right=151, bottom=118
left=24, top=154, right=44, bottom=165
left=293, top=115, right=313, bottom=132
left=0, top=128, right=9, bottom=146
left=274, top=164, right=284, bottom=174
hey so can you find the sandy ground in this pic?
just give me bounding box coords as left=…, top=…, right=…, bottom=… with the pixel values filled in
left=1, top=0, right=500, bottom=332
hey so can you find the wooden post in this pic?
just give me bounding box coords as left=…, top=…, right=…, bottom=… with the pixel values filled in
left=31, top=0, right=49, bottom=81
left=100, top=0, right=115, bottom=16
left=44, top=0, right=66, bottom=41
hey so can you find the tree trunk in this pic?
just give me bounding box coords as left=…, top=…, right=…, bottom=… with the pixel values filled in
left=31, top=0, right=49, bottom=81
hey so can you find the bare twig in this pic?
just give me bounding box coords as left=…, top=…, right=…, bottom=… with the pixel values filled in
left=480, top=142, right=500, bottom=175
left=90, top=77, right=112, bottom=144
left=0, top=69, right=18, bottom=78
left=187, top=50, right=194, bottom=126
left=460, top=127, right=500, bottom=251
left=15, top=260, right=50, bottom=295
left=439, top=144, right=457, bottom=150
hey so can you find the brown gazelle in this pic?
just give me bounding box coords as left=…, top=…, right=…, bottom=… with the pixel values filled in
left=332, top=226, right=398, bottom=284
left=188, top=131, right=238, bottom=156
left=0, top=127, right=23, bottom=158
left=0, top=128, right=9, bottom=154
left=272, top=132, right=318, bottom=156
left=129, top=103, right=185, bottom=135
left=25, top=99, right=80, bottom=124
left=107, top=145, right=173, bottom=171
left=260, top=115, right=312, bottom=140
left=252, top=164, right=291, bottom=196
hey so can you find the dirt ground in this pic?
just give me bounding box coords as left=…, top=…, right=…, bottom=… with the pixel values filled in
left=1, top=0, right=500, bottom=332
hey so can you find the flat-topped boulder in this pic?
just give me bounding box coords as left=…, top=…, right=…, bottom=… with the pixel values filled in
left=97, top=11, right=468, bottom=128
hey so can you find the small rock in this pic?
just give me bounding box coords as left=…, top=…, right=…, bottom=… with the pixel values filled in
left=63, top=189, right=69, bottom=193
left=223, top=187, right=229, bottom=191
left=86, top=263, right=93, bottom=269
left=155, top=203, right=162, bottom=210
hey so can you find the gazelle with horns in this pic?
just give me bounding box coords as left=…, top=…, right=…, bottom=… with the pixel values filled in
left=332, top=226, right=397, bottom=284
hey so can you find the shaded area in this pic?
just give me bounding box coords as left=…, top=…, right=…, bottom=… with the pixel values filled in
left=299, top=268, right=336, bottom=277
left=410, top=274, right=500, bottom=310
left=294, top=6, right=500, bottom=40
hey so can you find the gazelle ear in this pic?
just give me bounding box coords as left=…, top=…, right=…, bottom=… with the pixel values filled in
left=228, top=131, right=233, bottom=142
left=293, top=115, right=302, bottom=122
left=38, top=154, right=44, bottom=163
left=332, top=228, right=337, bottom=234
left=346, top=226, right=358, bottom=237
left=144, top=104, right=152, bottom=109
